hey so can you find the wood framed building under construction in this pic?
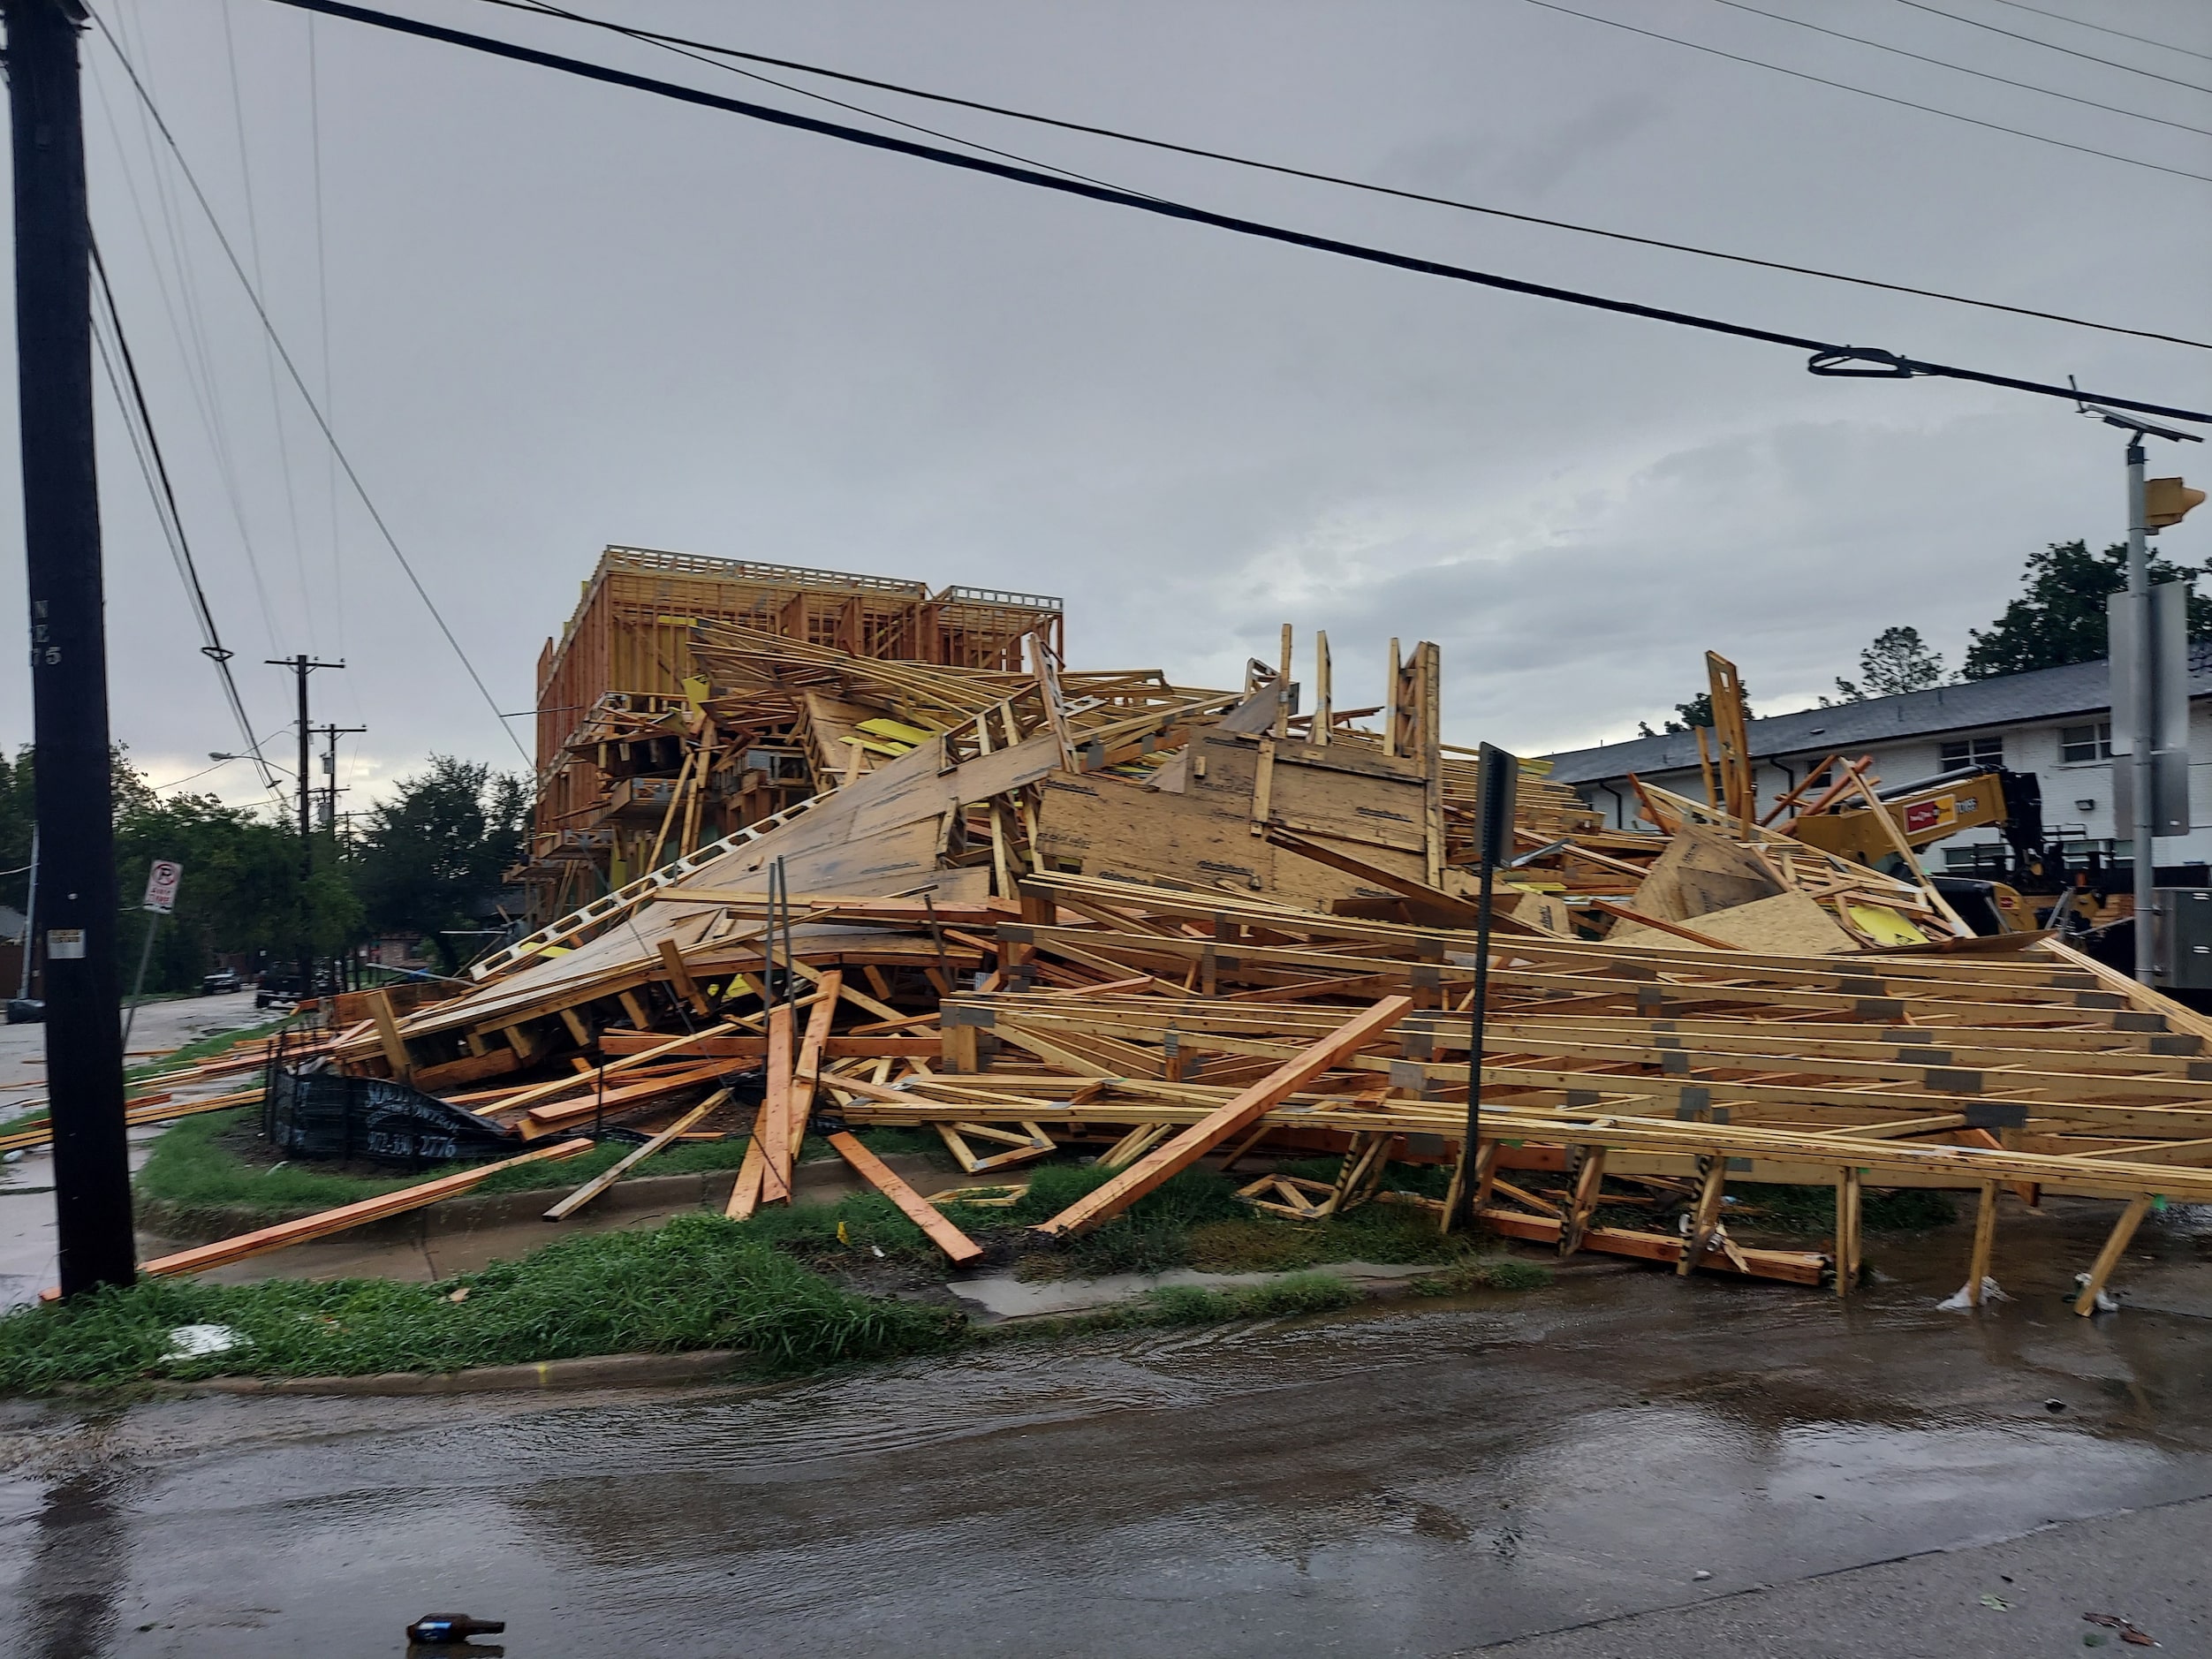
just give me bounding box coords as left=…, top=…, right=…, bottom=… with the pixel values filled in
left=520, top=546, right=1064, bottom=921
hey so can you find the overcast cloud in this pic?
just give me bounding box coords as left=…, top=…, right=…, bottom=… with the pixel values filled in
left=1, top=0, right=2207, bottom=814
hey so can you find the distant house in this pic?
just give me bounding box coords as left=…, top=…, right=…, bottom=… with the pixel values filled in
left=1546, top=646, right=2212, bottom=875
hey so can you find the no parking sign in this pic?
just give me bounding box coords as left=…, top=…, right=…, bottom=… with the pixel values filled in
left=141, top=860, right=182, bottom=914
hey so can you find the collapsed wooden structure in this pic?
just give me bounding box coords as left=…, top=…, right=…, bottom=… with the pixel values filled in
left=206, top=617, right=2204, bottom=1321
left=519, top=546, right=1064, bottom=921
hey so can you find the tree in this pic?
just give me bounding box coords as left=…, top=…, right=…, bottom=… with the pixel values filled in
left=1825, top=625, right=1943, bottom=704
left=1961, top=541, right=2212, bottom=680
left=1638, top=683, right=1752, bottom=739
left=352, top=757, right=531, bottom=970
left=112, top=789, right=362, bottom=992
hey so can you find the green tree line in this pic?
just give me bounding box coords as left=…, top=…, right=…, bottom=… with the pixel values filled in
left=0, top=751, right=529, bottom=993
left=1644, top=539, right=2212, bottom=731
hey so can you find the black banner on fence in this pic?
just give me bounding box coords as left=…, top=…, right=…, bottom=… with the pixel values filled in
left=263, top=1064, right=519, bottom=1169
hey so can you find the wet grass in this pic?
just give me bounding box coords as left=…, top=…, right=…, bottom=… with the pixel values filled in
left=1732, top=1182, right=1958, bottom=1235
left=0, top=1213, right=963, bottom=1393
left=133, top=1107, right=774, bottom=1226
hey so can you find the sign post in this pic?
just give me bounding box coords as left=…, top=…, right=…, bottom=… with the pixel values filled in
left=119, top=860, right=180, bottom=1051
left=1454, top=744, right=1518, bottom=1230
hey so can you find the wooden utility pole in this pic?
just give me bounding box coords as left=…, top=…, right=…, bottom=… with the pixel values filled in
left=270, top=655, right=344, bottom=996
left=5, top=0, right=135, bottom=1292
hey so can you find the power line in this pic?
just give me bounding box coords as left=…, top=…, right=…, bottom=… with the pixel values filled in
left=1703, top=0, right=2211, bottom=137
left=1981, top=0, right=2212, bottom=64
left=87, top=237, right=284, bottom=803
left=1516, top=0, right=2212, bottom=184
left=257, top=0, right=2212, bottom=426
left=1889, top=0, right=2212, bottom=94
left=87, top=24, right=285, bottom=654
left=218, top=0, right=315, bottom=649
left=484, top=0, right=1138, bottom=199
left=89, top=8, right=534, bottom=768
left=463, top=0, right=2210, bottom=351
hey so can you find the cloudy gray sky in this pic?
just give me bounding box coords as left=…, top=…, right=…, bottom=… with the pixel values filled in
left=3, top=0, right=2208, bottom=814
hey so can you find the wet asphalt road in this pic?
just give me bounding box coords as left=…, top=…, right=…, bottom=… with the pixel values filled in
left=2, top=1205, right=2210, bottom=1658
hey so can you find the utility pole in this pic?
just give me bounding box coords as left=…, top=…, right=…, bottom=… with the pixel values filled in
left=2125, top=436, right=2155, bottom=985
left=5, top=0, right=135, bottom=1293
left=269, top=655, right=344, bottom=996
left=2086, top=404, right=2204, bottom=983
left=314, top=723, right=366, bottom=837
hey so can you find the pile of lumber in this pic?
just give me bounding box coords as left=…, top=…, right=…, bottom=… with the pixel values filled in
left=227, top=625, right=2212, bottom=1316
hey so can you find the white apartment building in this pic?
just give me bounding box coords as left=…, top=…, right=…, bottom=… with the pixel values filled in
left=1546, top=645, right=2212, bottom=876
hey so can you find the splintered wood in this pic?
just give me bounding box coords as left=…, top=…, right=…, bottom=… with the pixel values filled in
left=292, top=624, right=2210, bottom=1307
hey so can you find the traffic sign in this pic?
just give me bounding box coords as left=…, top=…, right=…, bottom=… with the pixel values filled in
left=141, top=860, right=182, bottom=914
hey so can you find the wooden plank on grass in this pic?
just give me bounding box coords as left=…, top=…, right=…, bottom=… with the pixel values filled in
left=1032, top=995, right=1413, bottom=1238
left=543, top=1089, right=729, bottom=1221
left=131, top=1138, right=595, bottom=1281
left=827, top=1131, right=983, bottom=1264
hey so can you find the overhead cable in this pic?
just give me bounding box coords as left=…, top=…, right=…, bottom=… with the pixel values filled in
left=1889, top=0, right=2212, bottom=93
left=453, top=0, right=2210, bottom=351
left=90, top=9, right=535, bottom=767
left=259, top=0, right=2211, bottom=426
left=1703, top=0, right=2210, bottom=137
left=87, top=238, right=284, bottom=800
left=1517, top=0, right=2212, bottom=184
left=1981, top=0, right=2212, bottom=64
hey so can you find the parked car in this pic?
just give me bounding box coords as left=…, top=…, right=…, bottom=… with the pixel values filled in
left=254, top=973, right=307, bottom=1010
left=202, top=969, right=243, bottom=995
left=4, top=998, right=41, bottom=1025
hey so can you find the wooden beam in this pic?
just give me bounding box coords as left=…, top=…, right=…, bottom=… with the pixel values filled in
left=1033, top=996, right=1413, bottom=1237
left=759, top=1002, right=798, bottom=1205
left=367, top=989, right=412, bottom=1081
left=1836, top=1165, right=1864, bottom=1297
left=542, top=1091, right=727, bottom=1221
left=1965, top=1179, right=1999, bottom=1305
left=827, top=1131, right=984, bottom=1263
left=1478, top=1207, right=1825, bottom=1284
left=133, top=1140, right=593, bottom=1280
left=2072, top=1193, right=2153, bottom=1315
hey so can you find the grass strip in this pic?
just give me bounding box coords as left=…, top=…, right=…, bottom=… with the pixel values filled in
left=133, top=1108, right=801, bottom=1226
left=0, top=1213, right=961, bottom=1393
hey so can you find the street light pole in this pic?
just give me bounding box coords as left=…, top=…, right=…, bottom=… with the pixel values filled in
left=5, top=0, right=136, bottom=1294
left=2125, top=437, right=2155, bottom=985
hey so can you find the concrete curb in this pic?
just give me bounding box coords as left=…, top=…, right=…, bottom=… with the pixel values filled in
left=122, top=1249, right=1600, bottom=1399
left=194, top=1347, right=746, bottom=1396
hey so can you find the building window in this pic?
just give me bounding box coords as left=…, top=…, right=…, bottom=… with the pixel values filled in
left=2060, top=722, right=2113, bottom=763
left=1938, top=736, right=2003, bottom=772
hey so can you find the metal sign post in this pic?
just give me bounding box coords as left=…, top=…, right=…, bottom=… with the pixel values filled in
left=1456, top=744, right=1518, bottom=1229
left=119, top=859, right=180, bottom=1050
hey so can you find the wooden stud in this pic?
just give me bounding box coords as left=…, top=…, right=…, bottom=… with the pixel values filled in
left=828, top=1132, right=984, bottom=1264
left=367, top=990, right=413, bottom=1083
left=1560, top=1146, right=1608, bottom=1256
left=1836, top=1166, right=1863, bottom=1297
left=1965, top=1179, right=2000, bottom=1306
left=1679, top=1155, right=1727, bottom=1276
left=1034, top=996, right=1413, bottom=1237
left=657, top=937, right=711, bottom=1016
left=1313, top=629, right=1332, bottom=747
left=759, top=1002, right=798, bottom=1205
left=543, top=1090, right=727, bottom=1220
left=2073, top=1193, right=2154, bottom=1316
